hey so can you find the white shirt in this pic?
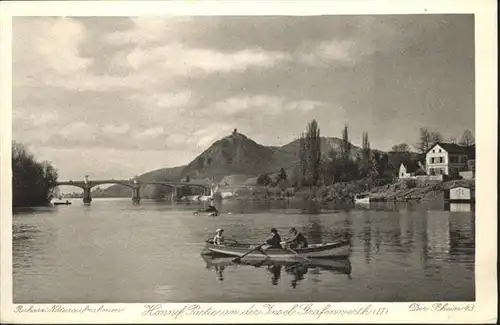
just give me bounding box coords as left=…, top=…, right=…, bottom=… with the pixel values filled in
left=214, top=234, right=224, bottom=245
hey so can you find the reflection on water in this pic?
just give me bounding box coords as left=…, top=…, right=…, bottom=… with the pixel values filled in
left=202, top=256, right=352, bottom=289
left=13, top=198, right=475, bottom=302
left=12, top=224, right=40, bottom=270
left=446, top=203, right=474, bottom=212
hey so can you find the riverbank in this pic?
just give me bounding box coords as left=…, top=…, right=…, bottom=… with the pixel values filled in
left=366, top=179, right=475, bottom=202
left=222, top=178, right=475, bottom=204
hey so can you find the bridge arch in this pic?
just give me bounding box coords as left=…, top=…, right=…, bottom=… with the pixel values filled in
left=54, top=178, right=213, bottom=203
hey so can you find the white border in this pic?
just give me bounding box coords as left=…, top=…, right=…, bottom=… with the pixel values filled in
left=0, top=1, right=497, bottom=323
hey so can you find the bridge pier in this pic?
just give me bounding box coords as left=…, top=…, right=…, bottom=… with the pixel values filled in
left=132, top=186, right=141, bottom=204
left=83, top=187, right=92, bottom=204
left=170, top=187, right=178, bottom=203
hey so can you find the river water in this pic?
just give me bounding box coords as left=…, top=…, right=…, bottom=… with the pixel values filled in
left=12, top=198, right=475, bottom=303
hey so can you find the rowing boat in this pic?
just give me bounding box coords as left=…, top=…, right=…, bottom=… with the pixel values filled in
left=202, top=255, right=352, bottom=274
left=354, top=193, right=370, bottom=204
left=53, top=201, right=71, bottom=206
left=202, top=239, right=351, bottom=260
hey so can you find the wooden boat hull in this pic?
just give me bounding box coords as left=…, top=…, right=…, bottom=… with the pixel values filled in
left=202, top=240, right=351, bottom=260
left=53, top=202, right=71, bottom=205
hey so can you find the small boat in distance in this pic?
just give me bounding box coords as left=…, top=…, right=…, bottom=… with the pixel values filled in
left=202, top=239, right=351, bottom=260
left=53, top=200, right=72, bottom=206
left=354, top=193, right=370, bottom=204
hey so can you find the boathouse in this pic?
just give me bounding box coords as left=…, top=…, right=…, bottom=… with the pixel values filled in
left=444, top=185, right=474, bottom=203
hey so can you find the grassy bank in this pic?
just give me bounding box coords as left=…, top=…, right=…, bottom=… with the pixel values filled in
left=225, top=178, right=474, bottom=204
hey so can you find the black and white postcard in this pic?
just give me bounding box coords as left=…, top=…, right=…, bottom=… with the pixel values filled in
left=0, top=0, right=497, bottom=323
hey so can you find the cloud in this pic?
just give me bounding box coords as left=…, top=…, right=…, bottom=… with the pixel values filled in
left=164, top=133, right=189, bottom=147
left=116, top=42, right=289, bottom=75
left=13, top=109, right=60, bottom=126
left=36, top=18, right=91, bottom=74
left=192, top=124, right=234, bottom=149
left=13, top=17, right=167, bottom=92
left=102, top=123, right=130, bottom=135
left=105, top=16, right=194, bottom=46
left=128, top=91, right=193, bottom=109
left=209, top=95, right=324, bottom=116
left=14, top=17, right=91, bottom=87
left=59, top=122, right=98, bottom=143
left=105, top=17, right=290, bottom=76
left=133, top=127, right=165, bottom=140
left=297, top=40, right=356, bottom=66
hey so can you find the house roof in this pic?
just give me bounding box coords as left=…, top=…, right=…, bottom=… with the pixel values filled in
left=427, top=142, right=471, bottom=155
left=401, top=160, right=423, bottom=173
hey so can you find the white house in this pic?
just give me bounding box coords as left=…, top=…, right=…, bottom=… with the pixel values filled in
left=399, top=161, right=425, bottom=179
left=425, top=143, right=475, bottom=178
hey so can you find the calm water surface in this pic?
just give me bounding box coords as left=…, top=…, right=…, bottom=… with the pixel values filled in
left=13, top=198, right=475, bottom=303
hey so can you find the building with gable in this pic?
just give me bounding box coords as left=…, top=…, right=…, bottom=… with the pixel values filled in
left=425, top=143, right=475, bottom=178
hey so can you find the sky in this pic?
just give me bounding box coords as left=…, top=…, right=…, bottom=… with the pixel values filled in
left=12, top=15, right=475, bottom=181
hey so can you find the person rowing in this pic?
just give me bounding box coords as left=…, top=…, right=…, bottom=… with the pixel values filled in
left=193, top=199, right=219, bottom=216
left=205, top=199, right=218, bottom=213
left=265, top=228, right=282, bottom=249
left=283, top=227, right=308, bottom=249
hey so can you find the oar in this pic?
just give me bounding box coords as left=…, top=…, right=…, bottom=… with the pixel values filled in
left=285, top=246, right=311, bottom=263
left=233, top=243, right=266, bottom=263
left=253, top=246, right=271, bottom=267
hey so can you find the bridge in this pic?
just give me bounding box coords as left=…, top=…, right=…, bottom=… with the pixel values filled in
left=55, top=176, right=213, bottom=204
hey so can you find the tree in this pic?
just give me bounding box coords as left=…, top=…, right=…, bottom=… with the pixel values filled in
left=341, top=124, right=351, bottom=160
left=298, top=119, right=321, bottom=187
left=12, top=141, right=58, bottom=207
left=391, top=143, right=410, bottom=153
left=277, top=168, right=287, bottom=182
left=459, top=129, right=475, bottom=146
left=416, top=128, right=443, bottom=153
left=257, top=174, right=272, bottom=186
left=416, top=127, right=431, bottom=153
left=298, top=134, right=307, bottom=185
left=324, top=149, right=338, bottom=184
left=359, top=132, right=374, bottom=179
left=375, top=153, right=391, bottom=178
left=362, top=132, right=371, bottom=162
left=305, top=119, right=321, bottom=187
left=429, top=131, right=443, bottom=144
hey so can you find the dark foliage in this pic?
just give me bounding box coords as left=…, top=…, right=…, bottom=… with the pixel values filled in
left=12, top=142, right=58, bottom=207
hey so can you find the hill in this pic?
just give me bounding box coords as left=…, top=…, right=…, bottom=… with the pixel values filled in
left=180, top=131, right=275, bottom=180
left=95, top=165, right=185, bottom=198
left=96, top=130, right=418, bottom=198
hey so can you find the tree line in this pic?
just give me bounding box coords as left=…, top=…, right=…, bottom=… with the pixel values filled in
left=12, top=142, right=59, bottom=207
left=289, top=121, right=475, bottom=189
left=392, top=127, right=475, bottom=154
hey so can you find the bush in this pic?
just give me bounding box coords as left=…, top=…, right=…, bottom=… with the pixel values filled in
left=283, top=188, right=296, bottom=197
left=256, top=174, right=272, bottom=186
left=316, top=186, right=329, bottom=199
left=406, top=179, right=417, bottom=189
left=12, top=142, right=58, bottom=207
left=295, top=188, right=313, bottom=200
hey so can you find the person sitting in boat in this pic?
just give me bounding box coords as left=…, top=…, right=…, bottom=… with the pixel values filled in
left=265, top=228, right=282, bottom=249
left=284, top=227, right=308, bottom=249
left=213, top=228, right=225, bottom=245
left=205, top=200, right=218, bottom=213
left=195, top=200, right=219, bottom=216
